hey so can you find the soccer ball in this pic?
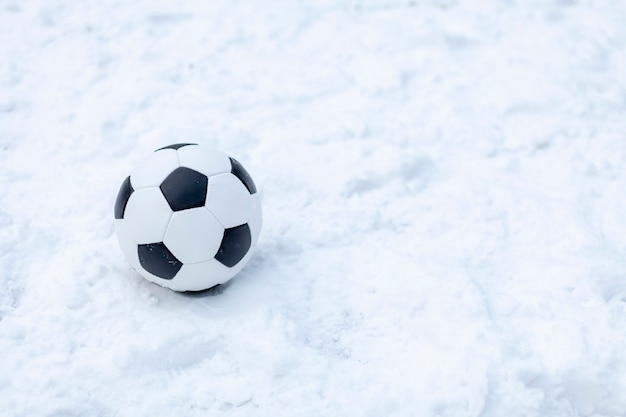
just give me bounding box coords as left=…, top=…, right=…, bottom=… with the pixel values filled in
left=114, top=143, right=262, bottom=292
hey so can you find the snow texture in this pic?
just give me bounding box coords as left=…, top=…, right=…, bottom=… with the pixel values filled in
left=2, top=0, right=626, bottom=416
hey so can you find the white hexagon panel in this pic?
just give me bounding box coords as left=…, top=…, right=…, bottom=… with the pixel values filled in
left=123, top=187, right=173, bottom=244
left=163, top=208, right=224, bottom=264
left=206, top=173, right=253, bottom=228
left=177, top=145, right=232, bottom=178
left=169, top=259, right=233, bottom=291
left=114, top=220, right=141, bottom=270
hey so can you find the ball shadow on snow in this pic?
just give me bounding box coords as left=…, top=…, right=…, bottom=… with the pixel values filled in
left=181, top=282, right=230, bottom=298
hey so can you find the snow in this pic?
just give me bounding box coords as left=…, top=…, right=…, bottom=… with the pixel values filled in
left=2, top=0, right=626, bottom=415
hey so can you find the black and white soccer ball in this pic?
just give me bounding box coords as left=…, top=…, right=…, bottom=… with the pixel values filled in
left=114, top=143, right=262, bottom=292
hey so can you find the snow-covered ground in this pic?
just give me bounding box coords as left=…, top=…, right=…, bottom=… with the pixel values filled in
left=2, top=0, right=626, bottom=415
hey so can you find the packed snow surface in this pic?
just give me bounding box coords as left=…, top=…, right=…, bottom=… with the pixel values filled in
left=2, top=1, right=626, bottom=416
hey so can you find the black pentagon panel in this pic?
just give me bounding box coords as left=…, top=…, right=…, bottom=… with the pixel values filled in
left=155, top=143, right=197, bottom=151
left=229, top=157, right=257, bottom=194
left=160, top=167, right=208, bottom=211
left=215, top=223, right=252, bottom=268
left=138, top=242, right=182, bottom=280
left=114, top=176, right=134, bottom=219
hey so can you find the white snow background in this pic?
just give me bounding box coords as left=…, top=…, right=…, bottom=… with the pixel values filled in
left=2, top=0, right=626, bottom=416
